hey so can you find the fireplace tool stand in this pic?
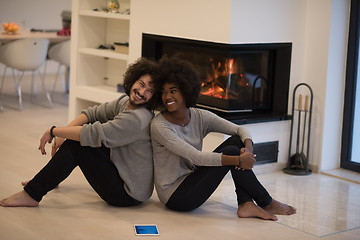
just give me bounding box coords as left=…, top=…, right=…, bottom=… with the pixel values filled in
left=284, top=83, right=313, bottom=175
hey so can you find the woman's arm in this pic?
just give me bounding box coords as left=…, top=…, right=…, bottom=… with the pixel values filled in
left=201, top=109, right=252, bottom=144
left=221, top=150, right=256, bottom=170
left=220, top=138, right=255, bottom=169
left=201, top=110, right=256, bottom=169
left=243, top=138, right=254, bottom=153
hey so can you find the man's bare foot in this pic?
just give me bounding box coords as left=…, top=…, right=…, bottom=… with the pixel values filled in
left=0, top=190, right=39, bottom=207
left=22, top=181, right=59, bottom=189
left=21, top=181, right=29, bottom=186
left=263, top=199, right=296, bottom=215
left=238, top=201, right=278, bottom=221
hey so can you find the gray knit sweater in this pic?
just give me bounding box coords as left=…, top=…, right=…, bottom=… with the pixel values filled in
left=150, top=108, right=252, bottom=204
left=80, top=94, right=154, bottom=201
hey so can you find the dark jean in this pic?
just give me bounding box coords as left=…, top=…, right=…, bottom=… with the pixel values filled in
left=24, top=140, right=141, bottom=207
left=165, top=135, right=272, bottom=212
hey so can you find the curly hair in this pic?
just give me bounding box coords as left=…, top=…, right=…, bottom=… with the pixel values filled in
left=122, top=57, right=159, bottom=109
left=155, top=56, right=201, bottom=108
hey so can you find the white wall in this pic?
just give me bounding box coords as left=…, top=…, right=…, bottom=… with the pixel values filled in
left=129, top=0, right=232, bottom=63
left=320, top=0, right=349, bottom=170
left=0, top=0, right=71, bottom=30
left=130, top=0, right=350, bottom=173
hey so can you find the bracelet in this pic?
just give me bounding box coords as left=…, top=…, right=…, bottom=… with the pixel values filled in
left=50, top=125, right=56, bottom=138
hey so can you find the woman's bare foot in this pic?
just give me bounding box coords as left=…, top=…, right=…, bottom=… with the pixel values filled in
left=0, top=190, right=39, bottom=207
left=237, top=201, right=278, bottom=221
left=263, top=199, right=297, bottom=215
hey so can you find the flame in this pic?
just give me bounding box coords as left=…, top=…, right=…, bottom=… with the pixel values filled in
left=201, top=57, right=243, bottom=100
left=228, top=58, right=234, bottom=75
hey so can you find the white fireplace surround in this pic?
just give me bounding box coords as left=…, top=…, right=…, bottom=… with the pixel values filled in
left=128, top=0, right=349, bottom=173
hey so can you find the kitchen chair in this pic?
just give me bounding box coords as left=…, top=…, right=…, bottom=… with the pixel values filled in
left=48, top=39, right=71, bottom=96
left=0, top=38, right=52, bottom=110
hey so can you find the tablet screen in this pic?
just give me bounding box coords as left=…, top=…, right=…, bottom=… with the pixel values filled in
left=134, top=225, right=159, bottom=236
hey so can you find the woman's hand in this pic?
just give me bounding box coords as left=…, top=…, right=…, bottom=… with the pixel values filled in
left=237, top=148, right=256, bottom=170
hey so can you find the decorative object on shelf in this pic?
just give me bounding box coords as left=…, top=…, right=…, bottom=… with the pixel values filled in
left=107, top=0, right=120, bottom=13
left=114, top=42, right=129, bottom=54
left=120, top=8, right=130, bottom=15
left=284, top=83, right=313, bottom=176
left=97, top=44, right=115, bottom=50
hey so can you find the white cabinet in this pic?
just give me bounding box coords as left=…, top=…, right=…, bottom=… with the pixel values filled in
left=68, top=0, right=130, bottom=120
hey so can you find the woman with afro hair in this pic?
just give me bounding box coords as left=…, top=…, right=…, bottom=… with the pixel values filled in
left=151, top=56, right=296, bottom=220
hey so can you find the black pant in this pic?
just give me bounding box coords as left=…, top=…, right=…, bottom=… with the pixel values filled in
left=165, top=136, right=272, bottom=212
left=24, top=140, right=141, bottom=207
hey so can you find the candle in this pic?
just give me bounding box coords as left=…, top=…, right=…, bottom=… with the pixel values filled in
left=298, top=94, right=302, bottom=111
left=305, top=95, right=309, bottom=111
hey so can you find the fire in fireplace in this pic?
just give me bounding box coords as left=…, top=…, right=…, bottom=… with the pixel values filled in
left=142, top=33, right=292, bottom=123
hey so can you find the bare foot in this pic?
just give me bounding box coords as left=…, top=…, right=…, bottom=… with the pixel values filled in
left=0, top=190, right=39, bottom=207
left=263, top=199, right=296, bottom=215
left=237, top=201, right=278, bottom=221
left=21, top=181, right=29, bottom=186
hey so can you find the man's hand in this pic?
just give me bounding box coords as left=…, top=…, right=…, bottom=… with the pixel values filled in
left=51, top=137, right=65, bottom=157
left=38, top=129, right=53, bottom=155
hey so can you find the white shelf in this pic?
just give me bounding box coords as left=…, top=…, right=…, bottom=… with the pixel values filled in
left=75, top=85, right=124, bottom=104
left=68, top=0, right=131, bottom=120
left=79, top=47, right=128, bottom=60
left=79, top=10, right=130, bottom=20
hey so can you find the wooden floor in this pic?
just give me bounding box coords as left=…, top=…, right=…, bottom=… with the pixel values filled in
left=0, top=74, right=360, bottom=240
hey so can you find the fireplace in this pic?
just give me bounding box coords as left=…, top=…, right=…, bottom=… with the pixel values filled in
left=142, top=33, right=292, bottom=124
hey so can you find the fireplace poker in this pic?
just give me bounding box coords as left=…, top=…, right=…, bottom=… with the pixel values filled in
left=290, top=94, right=304, bottom=168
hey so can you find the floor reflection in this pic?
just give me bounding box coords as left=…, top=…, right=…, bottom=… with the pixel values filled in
left=213, top=171, right=360, bottom=237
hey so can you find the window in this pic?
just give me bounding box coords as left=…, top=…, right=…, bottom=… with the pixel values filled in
left=341, top=0, right=360, bottom=172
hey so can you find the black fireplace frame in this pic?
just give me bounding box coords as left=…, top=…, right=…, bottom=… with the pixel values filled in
left=142, top=33, right=292, bottom=124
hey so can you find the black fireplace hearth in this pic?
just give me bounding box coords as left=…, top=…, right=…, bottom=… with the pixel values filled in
left=142, top=33, right=292, bottom=124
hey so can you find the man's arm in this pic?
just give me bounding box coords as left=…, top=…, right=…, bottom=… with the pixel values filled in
left=38, top=113, right=89, bottom=155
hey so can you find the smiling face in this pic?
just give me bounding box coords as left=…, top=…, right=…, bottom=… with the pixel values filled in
left=161, top=82, right=186, bottom=112
left=128, top=74, right=154, bottom=107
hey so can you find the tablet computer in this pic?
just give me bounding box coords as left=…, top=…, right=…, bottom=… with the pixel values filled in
left=134, top=224, right=159, bottom=236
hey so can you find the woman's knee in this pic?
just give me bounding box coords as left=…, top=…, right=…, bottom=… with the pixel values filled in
left=220, top=145, right=240, bottom=156
left=165, top=200, right=198, bottom=212
left=214, top=135, right=244, bottom=154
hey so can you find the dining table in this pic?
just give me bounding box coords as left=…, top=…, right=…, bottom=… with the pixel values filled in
left=0, top=29, right=70, bottom=45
